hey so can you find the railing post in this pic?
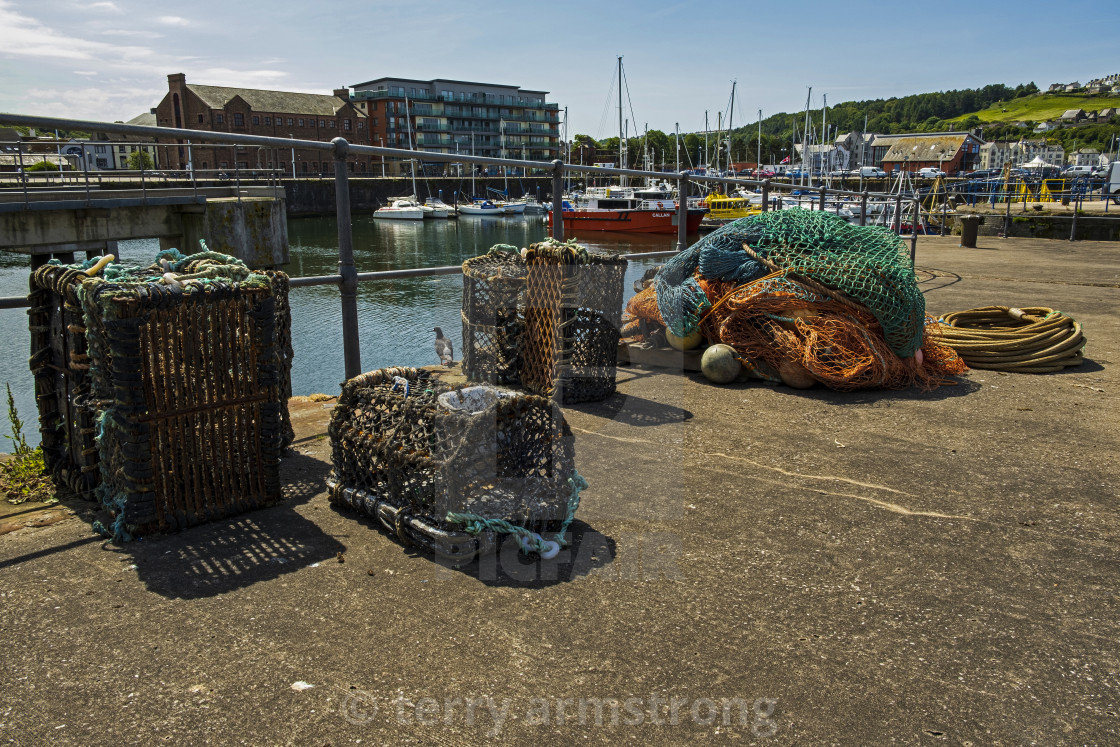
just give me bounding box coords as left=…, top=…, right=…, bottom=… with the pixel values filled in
left=910, top=197, right=919, bottom=265
left=235, top=155, right=242, bottom=204
left=1002, top=179, right=1012, bottom=237
left=1069, top=186, right=1080, bottom=242
left=333, top=137, right=361, bottom=380
left=81, top=143, right=91, bottom=206
left=860, top=191, right=868, bottom=226
left=818, top=187, right=826, bottom=212
left=677, top=170, right=690, bottom=253
left=550, top=159, right=564, bottom=240
left=893, top=194, right=902, bottom=233
left=18, top=141, right=29, bottom=209
left=761, top=179, right=770, bottom=212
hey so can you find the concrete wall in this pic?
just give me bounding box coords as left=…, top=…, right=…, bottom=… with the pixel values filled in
left=199, top=197, right=288, bottom=267
left=953, top=213, right=1120, bottom=241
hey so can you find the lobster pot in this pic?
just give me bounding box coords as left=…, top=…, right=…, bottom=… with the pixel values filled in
left=521, top=242, right=627, bottom=403
left=28, top=266, right=99, bottom=498
left=327, top=368, right=577, bottom=561
left=461, top=250, right=527, bottom=386
left=28, top=260, right=292, bottom=539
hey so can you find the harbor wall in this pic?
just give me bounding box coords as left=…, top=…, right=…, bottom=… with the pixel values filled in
left=952, top=214, right=1120, bottom=241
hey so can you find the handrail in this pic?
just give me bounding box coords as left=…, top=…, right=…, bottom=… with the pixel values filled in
left=0, top=110, right=928, bottom=381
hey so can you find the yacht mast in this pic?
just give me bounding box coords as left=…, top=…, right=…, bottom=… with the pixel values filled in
left=617, top=55, right=624, bottom=176
left=727, top=80, right=736, bottom=170
left=802, top=87, right=812, bottom=187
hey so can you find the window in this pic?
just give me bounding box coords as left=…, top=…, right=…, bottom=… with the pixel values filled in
left=329, top=120, right=336, bottom=128
left=234, top=113, right=245, bottom=126
left=118, top=145, right=126, bottom=153
left=216, top=113, right=224, bottom=124
left=95, top=145, right=106, bottom=154
left=252, top=115, right=260, bottom=125
left=343, top=120, right=351, bottom=131
left=202, top=162, right=208, bottom=169
left=357, top=121, right=364, bottom=130
left=298, top=118, right=304, bottom=127
left=198, top=114, right=204, bottom=123
left=372, top=118, right=378, bottom=127
left=321, top=161, right=329, bottom=172
left=319, top=119, right=325, bottom=128
left=220, top=161, right=228, bottom=168
left=287, top=118, right=293, bottom=126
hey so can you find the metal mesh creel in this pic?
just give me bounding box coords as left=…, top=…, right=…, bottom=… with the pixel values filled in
left=327, top=367, right=578, bottom=561
left=461, top=248, right=527, bottom=386
left=27, top=252, right=292, bottom=540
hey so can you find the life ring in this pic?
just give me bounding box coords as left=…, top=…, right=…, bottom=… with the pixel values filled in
left=657, top=201, right=664, bottom=209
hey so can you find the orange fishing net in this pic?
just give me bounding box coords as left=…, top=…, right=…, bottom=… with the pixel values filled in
left=624, top=271, right=967, bottom=390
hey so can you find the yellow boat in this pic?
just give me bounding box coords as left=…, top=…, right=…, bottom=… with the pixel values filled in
left=703, top=193, right=762, bottom=221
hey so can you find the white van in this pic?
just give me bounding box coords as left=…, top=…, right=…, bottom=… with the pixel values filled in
left=1064, top=165, right=1094, bottom=177
left=1108, top=162, right=1120, bottom=203
left=859, top=166, right=888, bottom=178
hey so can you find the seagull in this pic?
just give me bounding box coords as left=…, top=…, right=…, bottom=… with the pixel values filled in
left=433, top=327, right=454, bottom=366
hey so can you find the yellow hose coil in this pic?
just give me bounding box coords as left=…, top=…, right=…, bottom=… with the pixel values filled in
left=934, top=306, right=1084, bottom=373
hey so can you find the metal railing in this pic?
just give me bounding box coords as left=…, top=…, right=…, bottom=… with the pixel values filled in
left=0, top=111, right=924, bottom=380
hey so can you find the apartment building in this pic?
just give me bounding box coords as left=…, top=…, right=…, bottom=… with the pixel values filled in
left=979, top=139, right=1065, bottom=170
left=349, top=77, right=560, bottom=176
left=154, top=74, right=373, bottom=176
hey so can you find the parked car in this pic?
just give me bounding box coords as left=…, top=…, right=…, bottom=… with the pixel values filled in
left=917, top=167, right=947, bottom=179
left=964, top=169, right=997, bottom=180
left=757, top=169, right=776, bottom=178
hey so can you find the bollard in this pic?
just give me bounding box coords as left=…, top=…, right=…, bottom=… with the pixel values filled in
left=761, top=179, right=770, bottom=212
left=819, top=187, right=826, bottom=212
left=1069, top=188, right=1079, bottom=242
left=332, top=137, right=361, bottom=380
left=959, top=215, right=980, bottom=248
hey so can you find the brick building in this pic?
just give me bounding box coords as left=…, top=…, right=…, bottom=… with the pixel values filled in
left=154, top=74, right=373, bottom=176
left=349, top=77, right=560, bottom=176
left=873, top=132, right=984, bottom=175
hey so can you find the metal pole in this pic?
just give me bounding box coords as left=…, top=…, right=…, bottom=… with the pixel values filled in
left=188, top=140, right=197, bottom=198
left=677, top=170, right=689, bottom=253
left=893, top=194, right=902, bottom=233
left=235, top=152, right=241, bottom=204
left=81, top=143, right=91, bottom=205
left=1002, top=178, right=1012, bottom=237
left=910, top=199, right=919, bottom=265
left=18, top=142, right=29, bottom=209
left=819, top=187, right=826, bottom=212
left=860, top=191, right=868, bottom=226
left=333, top=137, right=361, bottom=380
left=1069, top=185, right=1079, bottom=241
left=550, top=159, right=564, bottom=240
left=761, top=179, right=770, bottom=212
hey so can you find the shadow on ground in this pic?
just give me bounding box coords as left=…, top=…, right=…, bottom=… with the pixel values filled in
left=329, top=499, right=616, bottom=588
left=97, top=451, right=346, bottom=600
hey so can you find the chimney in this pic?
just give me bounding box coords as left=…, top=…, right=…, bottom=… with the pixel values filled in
left=168, top=73, right=186, bottom=86
left=333, top=87, right=350, bottom=99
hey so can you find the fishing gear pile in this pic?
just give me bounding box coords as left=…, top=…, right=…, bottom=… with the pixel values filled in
left=27, top=245, right=293, bottom=541
left=461, top=239, right=627, bottom=403
left=327, top=367, right=585, bottom=562
left=622, top=210, right=968, bottom=390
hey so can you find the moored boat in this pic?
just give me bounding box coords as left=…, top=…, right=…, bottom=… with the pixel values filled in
left=374, top=198, right=425, bottom=220
left=548, top=184, right=704, bottom=235
left=457, top=199, right=504, bottom=216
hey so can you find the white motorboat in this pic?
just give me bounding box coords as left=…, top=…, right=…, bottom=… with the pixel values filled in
left=424, top=198, right=456, bottom=218
left=374, top=198, right=424, bottom=220
left=457, top=200, right=504, bottom=216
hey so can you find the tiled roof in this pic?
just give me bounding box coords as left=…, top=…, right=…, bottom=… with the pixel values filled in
left=877, top=134, right=971, bottom=162
left=125, top=112, right=156, bottom=126
left=186, top=84, right=359, bottom=117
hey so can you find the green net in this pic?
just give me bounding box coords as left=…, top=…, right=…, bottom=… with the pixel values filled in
left=656, top=209, right=925, bottom=357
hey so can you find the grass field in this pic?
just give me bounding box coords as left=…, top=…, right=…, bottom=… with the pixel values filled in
left=949, top=93, right=1117, bottom=124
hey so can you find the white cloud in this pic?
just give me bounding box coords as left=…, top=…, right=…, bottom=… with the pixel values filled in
left=0, top=0, right=155, bottom=63
left=156, top=15, right=191, bottom=27
left=87, top=1, right=123, bottom=12
left=193, top=67, right=289, bottom=88
left=73, top=70, right=98, bottom=76
left=18, top=84, right=165, bottom=122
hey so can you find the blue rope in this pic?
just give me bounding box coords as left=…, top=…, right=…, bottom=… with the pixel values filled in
left=444, top=470, right=587, bottom=557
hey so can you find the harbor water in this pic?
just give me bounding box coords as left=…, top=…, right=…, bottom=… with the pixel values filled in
left=0, top=213, right=687, bottom=440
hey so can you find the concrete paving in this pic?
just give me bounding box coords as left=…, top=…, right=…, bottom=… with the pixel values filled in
left=1, top=235, right=1117, bottom=745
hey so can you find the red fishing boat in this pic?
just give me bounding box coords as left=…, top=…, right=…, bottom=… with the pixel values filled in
left=548, top=182, right=706, bottom=235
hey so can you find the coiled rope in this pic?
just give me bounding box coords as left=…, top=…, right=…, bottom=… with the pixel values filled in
left=934, top=306, right=1084, bottom=373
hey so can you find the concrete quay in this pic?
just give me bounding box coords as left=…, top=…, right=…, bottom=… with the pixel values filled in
left=0, top=235, right=1117, bottom=744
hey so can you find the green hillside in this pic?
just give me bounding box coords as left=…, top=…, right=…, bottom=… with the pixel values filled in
left=948, top=93, right=1116, bottom=124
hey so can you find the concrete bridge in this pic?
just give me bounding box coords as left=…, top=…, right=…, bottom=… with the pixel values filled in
left=0, top=185, right=288, bottom=268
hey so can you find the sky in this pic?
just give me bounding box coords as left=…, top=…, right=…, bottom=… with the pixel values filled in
left=1, top=0, right=1118, bottom=140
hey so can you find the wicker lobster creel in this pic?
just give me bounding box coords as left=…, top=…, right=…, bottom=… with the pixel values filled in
left=327, top=367, right=582, bottom=562
left=28, top=252, right=292, bottom=540
left=461, top=241, right=627, bottom=404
